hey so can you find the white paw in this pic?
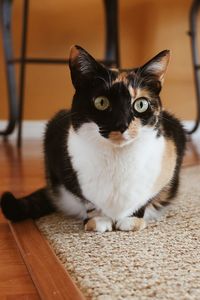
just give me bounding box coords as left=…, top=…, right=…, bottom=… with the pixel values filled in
left=116, top=217, right=146, bottom=231
left=85, top=216, right=113, bottom=233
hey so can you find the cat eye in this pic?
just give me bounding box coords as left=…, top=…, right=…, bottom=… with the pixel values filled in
left=94, top=96, right=110, bottom=111
left=133, top=98, right=149, bottom=113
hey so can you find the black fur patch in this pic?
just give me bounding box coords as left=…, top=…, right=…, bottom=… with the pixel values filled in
left=44, top=110, right=86, bottom=201
left=161, top=110, right=186, bottom=199
left=0, top=188, right=55, bottom=222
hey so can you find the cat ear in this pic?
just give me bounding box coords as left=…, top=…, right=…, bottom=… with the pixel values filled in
left=69, top=45, right=106, bottom=89
left=141, top=50, right=170, bottom=85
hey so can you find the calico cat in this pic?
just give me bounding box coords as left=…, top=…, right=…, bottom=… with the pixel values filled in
left=1, top=45, right=186, bottom=233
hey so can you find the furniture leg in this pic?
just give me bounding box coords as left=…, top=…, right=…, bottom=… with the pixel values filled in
left=188, top=0, right=200, bottom=134
left=17, top=0, right=29, bottom=148
left=0, top=0, right=18, bottom=137
left=104, top=0, right=120, bottom=68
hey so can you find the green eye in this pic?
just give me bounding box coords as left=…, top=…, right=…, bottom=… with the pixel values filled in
left=94, top=96, right=110, bottom=111
left=134, top=98, right=149, bottom=113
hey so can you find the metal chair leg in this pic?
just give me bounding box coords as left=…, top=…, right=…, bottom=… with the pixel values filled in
left=1, top=0, right=119, bottom=145
left=0, top=0, right=18, bottom=136
left=17, top=0, right=29, bottom=148
left=104, top=0, right=120, bottom=68
left=188, top=0, right=200, bottom=134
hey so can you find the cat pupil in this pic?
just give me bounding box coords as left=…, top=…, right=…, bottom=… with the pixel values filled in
left=100, top=99, right=104, bottom=106
left=140, top=102, right=143, bottom=108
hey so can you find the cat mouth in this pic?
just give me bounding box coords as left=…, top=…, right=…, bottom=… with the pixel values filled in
left=108, top=131, right=134, bottom=146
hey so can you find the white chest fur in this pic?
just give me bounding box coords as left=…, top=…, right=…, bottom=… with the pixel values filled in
left=67, top=123, right=165, bottom=220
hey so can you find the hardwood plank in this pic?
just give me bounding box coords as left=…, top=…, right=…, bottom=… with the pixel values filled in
left=0, top=214, right=40, bottom=299
left=9, top=220, right=85, bottom=300
left=6, top=294, right=40, bottom=300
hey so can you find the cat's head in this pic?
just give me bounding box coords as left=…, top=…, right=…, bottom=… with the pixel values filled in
left=69, top=45, right=170, bottom=146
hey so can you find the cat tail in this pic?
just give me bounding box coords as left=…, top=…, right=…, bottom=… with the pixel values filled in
left=0, top=188, right=55, bottom=222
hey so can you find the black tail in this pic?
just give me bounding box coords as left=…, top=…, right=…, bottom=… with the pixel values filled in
left=0, top=188, right=55, bottom=222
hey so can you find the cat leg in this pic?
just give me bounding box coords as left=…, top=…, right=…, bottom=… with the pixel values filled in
left=115, top=216, right=146, bottom=232
left=143, top=203, right=165, bottom=221
left=84, top=209, right=113, bottom=233
left=144, top=186, right=172, bottom=221
left=115, top=188, right=171, bottom=231
left=51, top=186, right=87, bottom=219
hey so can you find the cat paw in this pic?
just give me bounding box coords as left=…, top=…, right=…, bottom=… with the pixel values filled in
left=84, top=216, right=113, bottom=233
left=115, top=217, right=146, bottom=231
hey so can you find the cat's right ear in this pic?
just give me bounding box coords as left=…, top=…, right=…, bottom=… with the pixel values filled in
left=141, top=50, right=170, bottom=85
left=69, top=45, right=105, bottom=89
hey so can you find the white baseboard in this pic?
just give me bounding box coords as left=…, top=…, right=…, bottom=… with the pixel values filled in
left=183, top=120, right=200, bottom=138
left=0, top=120, right=200, bottom=140
left=184, top=120, right=200, bottom=155
left=0, top=120, right=46, bottom=140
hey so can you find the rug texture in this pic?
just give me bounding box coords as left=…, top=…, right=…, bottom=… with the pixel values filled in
left=36, top=166, right=200, bottom=300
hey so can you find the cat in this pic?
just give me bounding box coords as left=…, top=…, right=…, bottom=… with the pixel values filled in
left=1, top=45, right=186, bottom=233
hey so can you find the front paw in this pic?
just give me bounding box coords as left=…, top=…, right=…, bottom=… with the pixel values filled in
left=84, top=216, right=113, bottom=233
left=115, top=217, right=146, bottom=232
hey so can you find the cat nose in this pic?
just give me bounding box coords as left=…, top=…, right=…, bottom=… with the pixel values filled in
left=114, top=122, right=128, bottom=133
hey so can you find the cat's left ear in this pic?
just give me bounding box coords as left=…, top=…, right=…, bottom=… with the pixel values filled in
left=141, top=50, right=170, bottom=85
left=69, top=45, right=106, bottom=89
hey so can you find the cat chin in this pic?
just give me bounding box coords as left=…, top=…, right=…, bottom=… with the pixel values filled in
left=108, top=138, right=134, bottom=148
left=74, top=122, right=135, bottom=147
left=107, top=130, right=135, bottom=147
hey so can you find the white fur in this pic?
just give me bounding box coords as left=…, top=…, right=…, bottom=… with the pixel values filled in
left=52, top=186, right=87, bottom=219
left=116, top=217, right=146, bottom=231
left=67, top=122, right=166, bottom=222
left=144, top=204, right=167, bottom=221
left=86, top=216, right=113, bottom=233
left=145, top=62, right=164, bottom=73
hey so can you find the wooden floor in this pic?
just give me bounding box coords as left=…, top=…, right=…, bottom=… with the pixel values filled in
left=0, top=140, right=85, bottom=299
left=0, top=140, right=43, bottom=299
left=0, top=137, right=199, bottom=299
left=0, top=212, right=40, bottom=300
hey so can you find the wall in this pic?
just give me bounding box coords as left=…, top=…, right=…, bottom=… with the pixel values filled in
left=0, top=0, right=198, bottom=121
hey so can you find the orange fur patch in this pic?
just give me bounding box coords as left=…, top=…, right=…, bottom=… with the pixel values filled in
left=85, top=219, right=96, bottom=231
left=127, top=119, right=141, bottom=139
left=152, top=139, right=177, bottom=196
left=128, top=85, right=136, bottom=99
left=129, top=87, right=152, bottom=104
left=108, top=131, right=125, bottom=145
left=135, top=88, right=151, bottom=99
left=132, top=217, right=146, bottom=231
left=112, top=72, right=129, bottom=85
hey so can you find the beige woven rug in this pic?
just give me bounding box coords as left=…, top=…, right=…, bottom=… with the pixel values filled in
left=36, top=166, right=200, bottom=300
